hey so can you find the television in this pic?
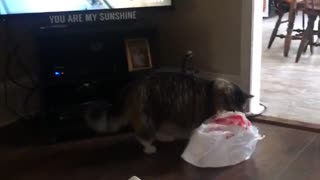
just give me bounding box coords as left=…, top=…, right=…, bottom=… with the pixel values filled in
left=0, top=0, right=172, bottom=15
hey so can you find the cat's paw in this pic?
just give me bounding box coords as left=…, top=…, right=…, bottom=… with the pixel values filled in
left=144, top=145, right=157, bottom=154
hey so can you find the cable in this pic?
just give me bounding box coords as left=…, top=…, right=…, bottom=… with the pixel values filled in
left=2, top=17, right=35, bottom=86
left=5, top=51, right=33, bottom=89
left=11, top=44, right=36, bottom=86
left=2, top=57, right=24, bottom=118
left=0, top=18, right=37, bottom=121
left=23, top=84, right=39, bottom=115
left=7, top=74, right=33, bottom=89
left=4, top=19, right=36, bottom=88
left=245, top=103, right=268, bottom=118
left=0, top=18, right=22, bottom=117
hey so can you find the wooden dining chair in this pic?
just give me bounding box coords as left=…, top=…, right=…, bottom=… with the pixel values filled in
left=295, top=0, right=320, bottom=62
left=268, top=0, right=305, bottom=50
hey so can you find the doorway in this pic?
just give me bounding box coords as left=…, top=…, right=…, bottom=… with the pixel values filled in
left=247, top=0, right=320, bottom=126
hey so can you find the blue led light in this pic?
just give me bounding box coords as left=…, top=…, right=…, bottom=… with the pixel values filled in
left=54, top=71, right=61, bottom=76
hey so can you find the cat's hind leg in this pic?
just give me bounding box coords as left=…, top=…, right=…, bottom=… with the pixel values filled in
left=128, top=111, right=157, bottom=154
left=135, top=123, right=157, bottom=154
left=123, top=90, right=157, bottom=154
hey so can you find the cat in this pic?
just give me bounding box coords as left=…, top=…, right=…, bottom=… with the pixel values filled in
left=84, top=72, right=253, bottom=154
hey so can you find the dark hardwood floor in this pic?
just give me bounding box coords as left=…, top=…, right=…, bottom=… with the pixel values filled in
left=0, top=122, right=319, bottom=180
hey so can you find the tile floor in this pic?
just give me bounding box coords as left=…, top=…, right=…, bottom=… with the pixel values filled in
left=261, top=13, right=320, bottom=126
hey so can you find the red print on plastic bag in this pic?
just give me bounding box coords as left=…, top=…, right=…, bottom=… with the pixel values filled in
left=205, top=113, right=253, bottom=139
left=208, top=114, right=252, bottom=129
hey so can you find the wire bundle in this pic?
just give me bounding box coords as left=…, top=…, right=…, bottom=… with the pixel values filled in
left=0, top=18, right=37, bottom=121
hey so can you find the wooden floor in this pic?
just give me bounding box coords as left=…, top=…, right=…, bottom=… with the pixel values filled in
left=0, top=122, right=319, bottom=180
left=262, top=14, right=320, bottom=125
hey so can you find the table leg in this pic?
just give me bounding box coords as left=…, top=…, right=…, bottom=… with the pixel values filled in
left=284, top=2, right=297, bottom=57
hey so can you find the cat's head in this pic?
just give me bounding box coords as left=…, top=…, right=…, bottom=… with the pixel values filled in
left=212, top=78, right=253, bottom=113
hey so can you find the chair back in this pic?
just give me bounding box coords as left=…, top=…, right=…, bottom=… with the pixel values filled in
left=273, top=0, right=290, bottom=14
left=305, top=0, right=320, bottom=10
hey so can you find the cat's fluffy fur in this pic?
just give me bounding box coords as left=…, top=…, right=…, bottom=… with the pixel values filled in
left=84, top=72, right=252, bottom=154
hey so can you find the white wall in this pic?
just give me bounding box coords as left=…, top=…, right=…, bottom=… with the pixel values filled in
left=158, top=0, right=262, bottom=113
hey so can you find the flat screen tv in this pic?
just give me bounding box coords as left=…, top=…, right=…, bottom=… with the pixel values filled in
left=0, top=0, right=172, bottom=15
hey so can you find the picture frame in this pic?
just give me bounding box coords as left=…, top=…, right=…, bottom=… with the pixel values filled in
left=125, top=38, right=153, bottom=72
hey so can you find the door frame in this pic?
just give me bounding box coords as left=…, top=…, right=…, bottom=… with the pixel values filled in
left=240, top=0, right=264, bottom=114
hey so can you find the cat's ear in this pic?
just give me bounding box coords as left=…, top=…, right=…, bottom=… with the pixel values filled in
left=243, top=92, right=254, bottom=99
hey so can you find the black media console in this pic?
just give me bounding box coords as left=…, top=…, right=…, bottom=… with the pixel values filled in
left=36, top=26, right=158, bottom=142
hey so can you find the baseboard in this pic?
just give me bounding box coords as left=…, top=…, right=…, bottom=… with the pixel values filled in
left=252, top=115, right=320, bottom=133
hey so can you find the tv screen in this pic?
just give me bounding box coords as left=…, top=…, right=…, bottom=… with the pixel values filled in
left=0, top=0, right=172, bottom=15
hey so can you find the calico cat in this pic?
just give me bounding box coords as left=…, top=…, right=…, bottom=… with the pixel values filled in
left=84, top=72, right=253, bottom=154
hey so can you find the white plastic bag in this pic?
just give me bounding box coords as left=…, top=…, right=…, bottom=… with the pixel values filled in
left=128, top=176, right=141, bottom=180
left=181, top=112, right=265, bottom=168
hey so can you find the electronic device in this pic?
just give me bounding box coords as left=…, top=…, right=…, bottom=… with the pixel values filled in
left=0, top=0, right=172, bottom=15
left=0, top=0, right=169, bottom=143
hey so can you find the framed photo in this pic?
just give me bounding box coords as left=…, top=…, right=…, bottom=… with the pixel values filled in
left=125, top=38, right=153, bottom=72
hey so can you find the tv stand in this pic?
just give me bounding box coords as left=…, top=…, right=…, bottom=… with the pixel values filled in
left=35, top=26, right=158, bottom=143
